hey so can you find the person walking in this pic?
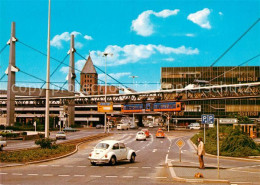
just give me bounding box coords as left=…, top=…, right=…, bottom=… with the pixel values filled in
left=197, top=137, right=205, bottom=169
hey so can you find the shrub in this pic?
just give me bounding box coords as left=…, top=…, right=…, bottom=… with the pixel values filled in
left=35, top=138, right=57, bottom=149
left=21, top=132, right=27, bottom=136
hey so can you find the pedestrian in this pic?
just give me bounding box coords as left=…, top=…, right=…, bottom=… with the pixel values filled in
left=197, top=137, right=205, bottom=169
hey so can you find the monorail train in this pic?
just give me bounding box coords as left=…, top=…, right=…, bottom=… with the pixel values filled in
left=121, top=102, right=184, bottom=113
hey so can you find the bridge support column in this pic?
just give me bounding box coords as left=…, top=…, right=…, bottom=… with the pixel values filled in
left=68, top=35, right=75, bottom=126
left=7, top=22, right=18, bottom=126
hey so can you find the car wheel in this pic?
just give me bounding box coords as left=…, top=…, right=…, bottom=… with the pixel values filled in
left=130, top=154, right=135, bottom=163
left=144, top=139, right=146, bottom=141
left=91, top=162, right=96, bottom=166
left=0, top=145, right=3, bottom=151
left=109, top=156, right=117, bottom=166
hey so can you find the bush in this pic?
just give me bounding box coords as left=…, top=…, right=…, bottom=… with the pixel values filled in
left=21, top=132, right=27, bottom=136
left=35, top=138, right=57, bottom=149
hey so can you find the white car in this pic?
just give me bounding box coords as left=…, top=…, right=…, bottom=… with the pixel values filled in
left=117, top=124, right=129, bottom=130
left=88, top=140, right=136, bottom=166
left=0, top=136, right=7, bottom=151
left=56, top=131, right=66, bottom=140
left=188, top=123, right=201, bottom=130
left=136, top=131, right=146, bottom=141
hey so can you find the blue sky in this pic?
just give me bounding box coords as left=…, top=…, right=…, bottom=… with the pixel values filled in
left=0, top=0, right=259, bottom=92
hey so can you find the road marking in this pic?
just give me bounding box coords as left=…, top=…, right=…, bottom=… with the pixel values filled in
left=142, top=167, right=151, bottom=168
left=169, top=167, right=177, bottom=177
left=139, top=176, right=150, bottom=179
left=123, top=176, right=133, bottom=178
left=43, top=174, right=53, bottom=176
left=168, top=147, right=170, bottom=150
left=167, top=150, right=169, bottom=153
left=39, top=165, right=48, bottom=167
left=116, top=167, right=125, bottom=168
left=152, top=149, right=157, bottom=152
left=129, top=167, right=138, bottom=168
left=160, top=141, right=163, bottom=144
left=155, top=177, right=167, bottom=179
left=51, top=165, right=60, bottom=167
left=0, top=173, right=7, bottom=175
left=90, top=175, right=101, bottom=178
left=74, top=175, right=85, bottom=177
left=136, top=150, right=140, bottom=153
left=58, top=175, right=70, bottom=177
left=12, top=173, right=22, bottom=176
left=106, top=176, right=118, bottom=178
left=27, top=174, right=38, bottom=176
left=77, top=166, right=86, bottom=168
left=165, top=154, right=168, bottom=164
left=155, top=167, right=164, bottom=169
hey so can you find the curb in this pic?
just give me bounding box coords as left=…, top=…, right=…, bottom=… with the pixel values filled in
left=168, top=162, right=229, bottom=184
left=189, top=139, right=260, bottom=162
left=0, top=133, right=112, bottom=168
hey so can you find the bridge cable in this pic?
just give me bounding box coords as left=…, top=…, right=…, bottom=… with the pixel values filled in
left=209, top=53, right=260, bottom=83
left=197, top=18, right=260, bottom=80
left=0, top=44, right=8, bottom=55
left=76, top=51, right=130, bottom=89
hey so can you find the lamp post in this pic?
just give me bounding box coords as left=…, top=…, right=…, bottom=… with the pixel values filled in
left=102, top=52, right=113, bottom=133
left=129, top=75, right=138, bottom=89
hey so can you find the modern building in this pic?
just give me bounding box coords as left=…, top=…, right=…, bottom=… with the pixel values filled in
left=80, top=56, right=119, bottom=95
left=160, top=66, right=260, bottom=123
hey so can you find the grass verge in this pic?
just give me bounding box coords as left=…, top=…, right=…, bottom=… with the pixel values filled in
left=0, top=144, right=76, bottom=163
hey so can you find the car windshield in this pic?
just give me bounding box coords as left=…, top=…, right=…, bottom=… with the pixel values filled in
left=95, top=143, right=109, bottom=149
left=138, top=132, right=144, bottom=135
left=157, top=131, right=162, bottom=133
left=57, top=132, right=64, bottom=134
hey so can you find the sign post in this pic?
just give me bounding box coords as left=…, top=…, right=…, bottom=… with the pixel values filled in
left=33, top=121, right=37, bottom=132
left=217, top=118, right=220, bottom=178
left=98, top=102, right=113, bottom=133
left=175, top=138, right=185, bottom=162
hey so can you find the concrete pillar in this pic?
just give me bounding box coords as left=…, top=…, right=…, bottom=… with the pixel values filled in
left=68, top=35, right=75, bottom=126
left=7, top=22, right=17, bottom=126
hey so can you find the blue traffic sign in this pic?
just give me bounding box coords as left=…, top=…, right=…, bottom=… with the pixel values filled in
left=201, top=114, right=214, bottom=124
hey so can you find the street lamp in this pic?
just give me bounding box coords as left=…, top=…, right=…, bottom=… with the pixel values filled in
left=129, top=75, right=138, bottom=89
left=102, top=52, right=113, bottom=133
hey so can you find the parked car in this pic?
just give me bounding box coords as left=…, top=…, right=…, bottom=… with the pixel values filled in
left=148, top=123, right=154, bottom=128
left=141, top=129, right=150, bottom=138
left=188, top=123, right=201, bottom=130
left=136, top=131, right=146, bottom=141
left=117, top=124, right=129, bottom=130
left=156, top=129, right=165, bottom=138
left=0, top=136, right=7, bottom=151
left=63, top=127, right=78, bottom=132
left=96, top=124, right=103, bottom=129
left=56, top=131, right=66, bottom=140
left=88, top=140, right=136, bottom=166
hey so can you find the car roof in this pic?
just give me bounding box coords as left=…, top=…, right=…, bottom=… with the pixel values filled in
left=99, top=140, right=122, bottom=145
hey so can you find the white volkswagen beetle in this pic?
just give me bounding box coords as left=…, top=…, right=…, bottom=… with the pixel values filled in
left=88, top=140, right=136, bottom=166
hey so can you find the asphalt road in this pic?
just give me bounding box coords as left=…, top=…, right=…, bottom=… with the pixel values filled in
left=1, top=128, right=260, bottom=185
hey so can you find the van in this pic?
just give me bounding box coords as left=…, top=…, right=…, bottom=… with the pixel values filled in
left=117, top=124, right=129, bottom=130
left=188, top=123, right=201, bottom=130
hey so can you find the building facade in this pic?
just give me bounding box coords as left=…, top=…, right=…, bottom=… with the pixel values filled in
left=161, top=66, right=260, bottom=122
left=80, top=56, right=119, bottom=95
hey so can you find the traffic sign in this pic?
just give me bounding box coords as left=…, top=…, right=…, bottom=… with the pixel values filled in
left=98, top=102, right=113, bottom=113
left=201, top=114, right=214, bottom=124
left=175, top=138, right=185, bottom=149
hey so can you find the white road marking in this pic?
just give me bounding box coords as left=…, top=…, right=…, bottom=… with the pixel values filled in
left=74, top=175, right=85, bottom=177
left=116, top=167, right=125, bottom=168
left=169, top=167, right=177, bottom=177
left=129, top=167, right=138, bottom=169
left=0, top=173, right=7, bottom=175
left=106, top=176, right=118, bottom=178
left=77, top=166, right=86, bottom=168
left=136, top=150, right=140, bottom=153
left=12, top=173, right=22, bottom=176
left=139, top=176, right=150, bottom=179
left=160, top=141, right=163, bottom=144
left=39, top=165, right=48, bottom=167
left=155, top=177, right=167, bottom=179
left=168, top=147, right=170, bottom=150
left=90, top=175, right=101, bottom=178
left=152, top=149, right=157, bottom=152
left=27, top=174, right=38, bottom=176
left=51, top=165, right=60, bottom=167
left=142, top=167, right=151, bottom=168
left=123, top=176, right=133, bottom=178
left=43, top=174, right=53, bottom=176
left=58, top=175, right=70, bottom=177
left=165, top=154, right=168, bottom=164
left=155, top=167, right=164, bottom=169
left=167, top=150, right=169, bottom=153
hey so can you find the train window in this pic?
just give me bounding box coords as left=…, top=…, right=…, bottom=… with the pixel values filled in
left=177, top=104, right=180, bottom=108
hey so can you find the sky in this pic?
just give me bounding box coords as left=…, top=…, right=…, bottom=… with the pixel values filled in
left=0, top=0, right=259, bottom=92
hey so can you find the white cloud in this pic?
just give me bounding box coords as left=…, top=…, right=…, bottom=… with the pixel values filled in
left=219, top=12, right=223, bottom=16
left=164, top=57, right=175, bottom=62
left=90, top=44, right=199, bottom=66
left=99, top=72, right=131, bottom=82
left=187, top=8, right=211, bottom=29
left=131, top=9, right=180, bottom=36
left=60, top=66, right=69, bottom=74
left=84, top=35, right=93, bottom=40
left=185, top=33, right=195, bottom=37
left=51, top=31, right=93, bottom=49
